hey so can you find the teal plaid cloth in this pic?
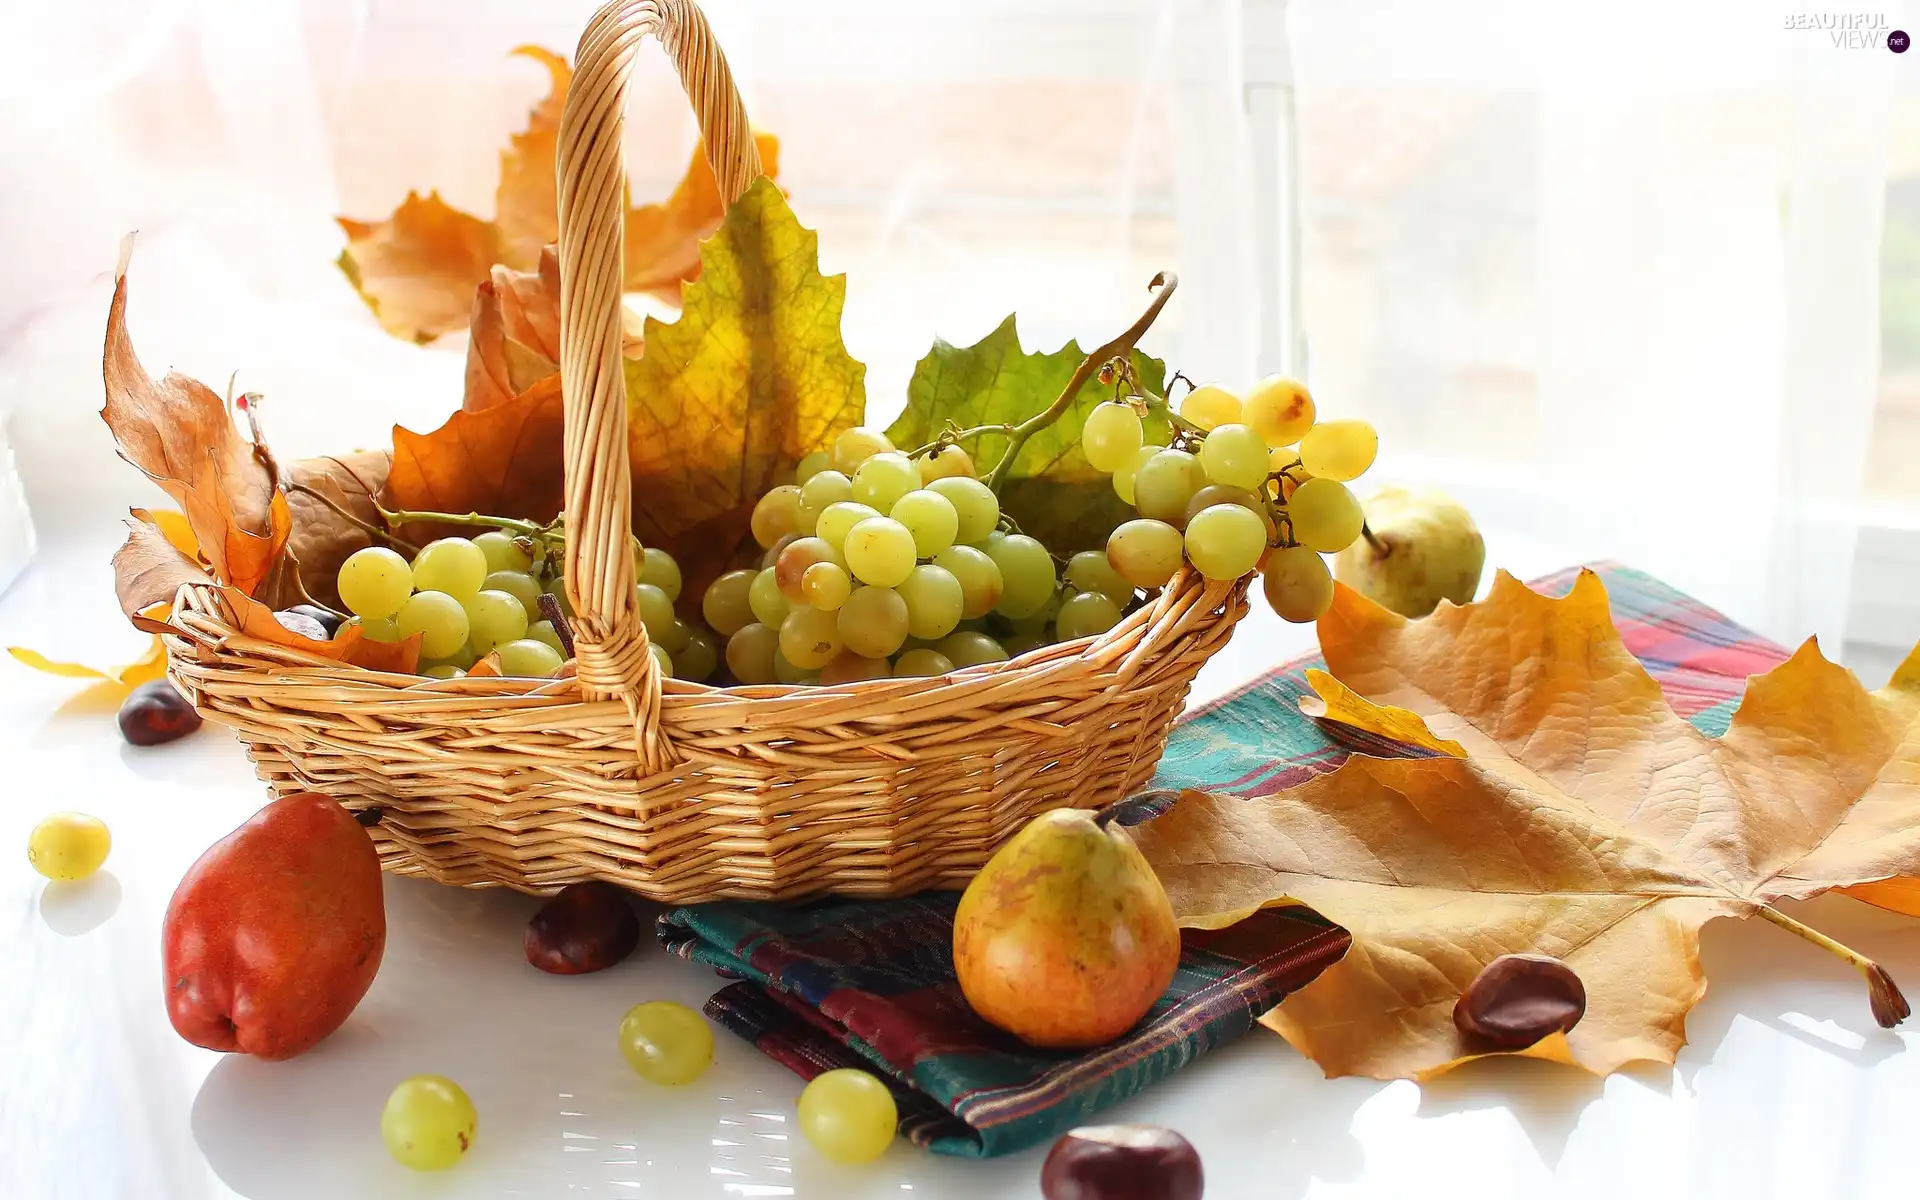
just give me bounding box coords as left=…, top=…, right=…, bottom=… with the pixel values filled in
left=658, top=563, right=1791, bottom=1158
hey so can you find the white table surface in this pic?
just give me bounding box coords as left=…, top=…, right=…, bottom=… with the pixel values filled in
left=6, top=518, right=1920, bottom=1200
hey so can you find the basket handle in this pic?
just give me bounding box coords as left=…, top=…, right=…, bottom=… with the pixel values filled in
left=555, top=0, right=762, bottom=765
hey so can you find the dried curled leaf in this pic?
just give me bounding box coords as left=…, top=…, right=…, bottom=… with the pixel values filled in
left=102, top=260, right=290, bottom=596
left=1132, top=571, right=1920, bottom=1081
left=624, top=176, right=865, bottom=596
left=464, top=248, right=563, bottom=413
left=1298, top=668, right=1464, bottom=757
left=337, top=45, right=782, bottom=344
left=885, top=316, right=1167, bottom=552
left=112, top=514, right=212, bottom=619
left=284, top=451, right=393, bottom=609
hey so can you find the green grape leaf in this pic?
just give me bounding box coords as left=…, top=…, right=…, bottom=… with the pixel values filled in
left=624, top=175, right=867, bottom=601
left=886, top=316, right=1167, bottom=553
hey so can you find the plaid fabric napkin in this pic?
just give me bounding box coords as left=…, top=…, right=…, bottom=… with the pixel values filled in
left=656, top=563, right=1790, bottom=1158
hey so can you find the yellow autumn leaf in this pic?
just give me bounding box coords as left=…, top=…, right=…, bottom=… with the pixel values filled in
left=1131, top=571, right=1920, bottom=1081
left=1298, top=667, right=1466, bottom=757
left=624, top=175, right=866, bottom=597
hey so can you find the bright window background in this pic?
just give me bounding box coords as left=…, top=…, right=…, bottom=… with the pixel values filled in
left=0, top=0, right=1914, bottom=676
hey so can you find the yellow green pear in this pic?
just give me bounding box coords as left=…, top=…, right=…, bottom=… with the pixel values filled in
left=953, top=804, right=1180, bottom=1048
left=1336, top=486, right=1485, bottom=617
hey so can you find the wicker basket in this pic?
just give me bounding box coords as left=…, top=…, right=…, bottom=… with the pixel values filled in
left=160, top=0, right=1252, bottom=903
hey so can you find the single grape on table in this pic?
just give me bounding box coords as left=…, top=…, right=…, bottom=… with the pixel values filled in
left=619, top=1001, right=714, bottom=1086
left=797, top=1068, right=898, bottom=1165
left=27, top=812, right=111, bottom=881
left=381, top=1074, right=477, bottom=1171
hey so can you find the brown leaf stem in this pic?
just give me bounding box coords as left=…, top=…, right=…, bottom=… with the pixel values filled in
left=284, top=482, right=421, bottom=555
left=1758, top=904, right=1909, bottom=1027
left=981, top=271, right=1178, bottom=493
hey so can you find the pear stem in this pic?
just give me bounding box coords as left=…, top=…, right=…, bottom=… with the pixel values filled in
left=1361, top=521, right=1389, bottom=557
left=1758, top=904, right=1910, bottom=1027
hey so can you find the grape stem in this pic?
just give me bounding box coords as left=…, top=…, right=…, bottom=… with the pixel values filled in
left=284, top=482, right=422, bottom=555
left=981, top=272, right=1179, bottom=494
left=537, top=593, right=577, bottom=658
left=906, top=424, right=1016, bottom=459
left=377, top=506, right=551, bottom=540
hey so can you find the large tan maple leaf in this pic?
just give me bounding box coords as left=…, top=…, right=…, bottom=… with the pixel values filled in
left=1132, top=569, right=1920, bottom=1080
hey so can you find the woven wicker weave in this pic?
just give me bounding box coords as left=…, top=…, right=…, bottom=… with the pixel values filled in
left=160, top=0, right=1251, bottom=903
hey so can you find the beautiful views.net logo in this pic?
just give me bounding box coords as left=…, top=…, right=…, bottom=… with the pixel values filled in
left=1783, top=11, right=1910, bottom=51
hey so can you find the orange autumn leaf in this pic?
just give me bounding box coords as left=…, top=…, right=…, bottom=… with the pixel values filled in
left=101, top=252, right=289, bottom=598
left=338, top=44, right=781, bottom=344
left=1131, top=571, right=1920, bottom=1082
left=464, top=248, right=562, bottom=413
left=383, top=374, right=566, bottom=539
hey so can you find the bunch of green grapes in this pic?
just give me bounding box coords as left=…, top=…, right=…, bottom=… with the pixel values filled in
left=335, top=530, right=694, bottom=681
left=1082, top=375, right=1378, bottom=624
left=698, top=425, right=1144, bottom=687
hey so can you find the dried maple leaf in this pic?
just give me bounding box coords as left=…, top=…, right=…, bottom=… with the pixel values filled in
left=464, top=249, right=562, bottom=413
left=338, top=44, right=781, bottom=343
left=1131, top=570, right=1920, bottom=1081
left=102, top=254, right=291, bottom=597
left=625, top=176, right=865, bottom=596
left=884, top=316, right=1167, bottom=553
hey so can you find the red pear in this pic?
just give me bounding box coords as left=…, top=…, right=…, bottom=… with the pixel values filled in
left=163, top=792, right=385, bottom=1060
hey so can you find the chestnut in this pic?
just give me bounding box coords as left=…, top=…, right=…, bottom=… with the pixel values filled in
left=117, top=679, right=202, bottom=746
left=1041, top=1124, right=1203, bottom=1200
left=1453, top=953, right=1586, bottom=1050
left=525, top=882, right=641, bottom=975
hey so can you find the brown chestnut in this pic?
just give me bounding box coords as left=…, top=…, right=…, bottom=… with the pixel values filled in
left=1453, top=953, right=1586, bottom=1050
left=1041, top=1124, right=1203, bottom=1200
left=525, top=882, right=640, bottom=975
left=117, top=680, right=203, bottom=746
left=284, top=604, right=344, bottom=637
left=273, top=609, right=331, bottom=642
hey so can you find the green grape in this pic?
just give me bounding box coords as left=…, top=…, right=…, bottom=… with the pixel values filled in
left=465, top=589, right=529, bottom=655
left=773, top=649, right=816, bottom=685
left=482, top=570, right=541, bottom=618
left=1242, top=375, right=1316, bottom=447
left=932, top=545, right=1003, bottom=618
left=1184, top=503, right=1268, bottom=580
left=395, top=591, right=471, bottom=659
left=636, top=583, right=683, bottom=649
left=798, top=1068, right=898, bottom=1165
left=836, top=585, right=909, bottom=658
left=1008, top=588, right=1062, bottom=636
left=526, top=620, right=566, bottom=656
left=412, top=538, right=489, bottom=599
left=1286, top=478, right=1365, bottom=552
left=851, top=452, right=921, bottom=514
left=762, top=532, right=801, bottom=570
left=361, top=614, right=404, bottom=642
left=816, top=501, right=881, bottom=550
left=639, top=547, right=684, bottom=602
left=428, top=642, right=477, bottom=671
left=1106, top=519, right=1185, bottom=589
left=1262, top=545, right=1335, bottom=622
left=726, top=623, right=781, bottom=684
left=1132, top=449, right=1205, bottom=526
left=830, top=426, right=895, bottom=474
left=891, top=648, right=954, bottom=678
left=1111, top=443, right=1163, bottom=505
left=818, top=651, right=891, bottom=685
left=474, top=529, right=532, bottom=574
left=748, top=568, right=791, bottom=628
left=421, top=664, right=465, bottom=680
left=984, top=534, right=1055, bottom=619
left=1198, top=423, right=1271, bottom=491
left=337, top=547, right=413, bottom=619
left=1065, top=550, right=1134, bottom=607
left=936, top=631, right=1009, bottom=668
left=916, top=444, right=975, bottom=483
left=775, top=536, right=844, bottom=602
left=1298, top=419, right=1378, bottom=482
left=380, top=1074, right=477, bottom=1171
left=1056, top=591, right=1123, bottom=641
left=780, top=607, right=844, bottom=669
left=673, top=628, right=719, bottom=681
left=896, top=564, right=964, bottom=640
left=618, top=1001, right=714, bottom=1086
left=801, top=562, right=852, bottom=611
left=702, top=569, right=758, bottom=637
left=891, top=489, right=959, bottom=557
left=751, top=485, right=805, bottom=549
left=27, top=812, right=110, bottom=881
left=799, top=468, right=854, bottom=514
left=1081, top=401, right=1145, bottom=473
left=1179, top=383, right=1241, bottom=431
left=925, top=477, right=999, bottom=545
left=795, top=450, right=831, bottom=485
left=649, top=643, right=676, bottom=678
left=662, top=619, right=695, bottom=655
left=496, top=638, right=564, bottom=677
left=1183, top=484, right=1269, bottom=530
left=843, top=518, right=917, bottom=588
